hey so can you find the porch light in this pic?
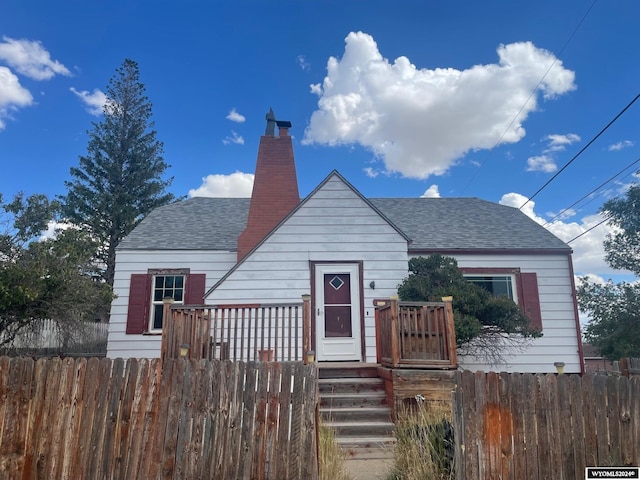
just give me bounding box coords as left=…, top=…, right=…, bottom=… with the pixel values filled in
left=554, top=362, right=565, bottom=374
left=301, top=294, right=311, bottom=302
left=306, top=350, right=315, bottom=364
left=441, top=296, right=453, bottom=302
left=179, top=344, right=190, bottom=358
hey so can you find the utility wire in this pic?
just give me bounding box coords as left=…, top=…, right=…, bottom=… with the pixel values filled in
left=520, top=93, right=640, bottom=210
left=566, top=214, right=612, bottom=244
left=543, top=156, right=640, bottom=226
left=460, top=0, right=598, bottom=195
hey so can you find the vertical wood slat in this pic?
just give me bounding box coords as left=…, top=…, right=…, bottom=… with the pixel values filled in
left=0, top=355, right=317, bottom=480
left=453, top=370, right=640, bottom=480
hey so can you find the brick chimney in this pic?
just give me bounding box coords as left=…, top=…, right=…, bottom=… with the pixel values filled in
left=237, top=110, right=300, bottom=260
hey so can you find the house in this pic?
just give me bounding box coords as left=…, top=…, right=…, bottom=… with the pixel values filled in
left=106, top=114, right=584, bottom=374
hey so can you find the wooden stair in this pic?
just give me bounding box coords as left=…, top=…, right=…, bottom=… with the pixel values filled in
left=318, top=363, right=395, bottom=460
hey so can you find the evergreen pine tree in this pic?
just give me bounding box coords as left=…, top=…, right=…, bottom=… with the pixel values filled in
left=62, top=59, right=175, bottom=286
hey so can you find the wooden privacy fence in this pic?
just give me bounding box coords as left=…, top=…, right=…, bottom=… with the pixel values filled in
left=375, top=298, right=457, bottom=368
left=0, top=356, right=318, bottom=480
left=163, top=300, right=312, bottom=363
left=453, top=371, right=640, bottom=480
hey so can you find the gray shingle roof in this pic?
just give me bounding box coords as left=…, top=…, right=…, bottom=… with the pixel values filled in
left=118, top=196, right=569, bottom=252
left=118, top=197, right=249, bottom=250
left=371, top=198, right=569, bottom=251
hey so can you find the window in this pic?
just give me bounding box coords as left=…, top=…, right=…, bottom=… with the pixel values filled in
left=464, top=275, right=517, bottom=302
left=460, top=268, right=543, bottom=331
left=150, top=274, right=185, bottom=331
left=126, top=270, right=206, bottom=334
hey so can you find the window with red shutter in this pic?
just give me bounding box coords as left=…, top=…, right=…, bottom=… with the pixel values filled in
left=462, top=268, right=543, bottom=332
left=125, top=271, right=206, bottom=334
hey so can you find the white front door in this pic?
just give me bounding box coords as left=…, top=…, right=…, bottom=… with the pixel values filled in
left=314, top=264, right=362, bottom=361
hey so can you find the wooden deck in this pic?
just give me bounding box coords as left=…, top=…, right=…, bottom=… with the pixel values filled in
left=162, top=298, right=458, bottom=418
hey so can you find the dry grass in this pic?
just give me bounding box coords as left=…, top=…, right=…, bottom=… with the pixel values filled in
left=318, top=422, right=351, bottom=480
left=386, top=399, right=454, bottom=480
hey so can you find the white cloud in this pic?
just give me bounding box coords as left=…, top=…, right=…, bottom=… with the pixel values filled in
left=303, top=32, right=575, bottom=179
left=297, top=54, right=310, bottom=71
left=70, top=87, right=107, bottom=116
left=0, top=66, right=33, bottom=130
left=526, top=155, right=557, bottom=173
left=0, top=36, right=70, bottom=80
left=421, top=185, right=441, bottom=198
left=525, top=133, right=580, bottom=173
left=608, top=140, right=634, bottom=151
left=543, top=133, right=580, bottom=152
left=226, top=108, right=246, bottom=123
left=222, top=131, right=245, bottom=145
left=363, top=167, right=380, bottom=178
left=189, top=171, right=254, bottom=198
left=39, top=221, right=71, bottom=241
left=499, top=192, right=619, bottom=276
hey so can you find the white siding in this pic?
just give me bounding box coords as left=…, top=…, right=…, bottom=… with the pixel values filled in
left=206, top=176, right=409, bottom=362
left=409, top=253, right=582, bottom=374
left=106, top=249, right=237, bottom=359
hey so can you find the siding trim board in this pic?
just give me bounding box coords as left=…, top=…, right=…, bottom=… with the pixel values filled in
left=410, top=248, right=572, bottom=255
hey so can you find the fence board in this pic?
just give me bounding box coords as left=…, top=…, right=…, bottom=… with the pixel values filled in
left=498, top=373, right=513, bottom=480
left=556, top=374, right=574, bottom=480
left=0, top=356, right=317, bottom=480
left=484, top=372, right=501, bottom=479
left=266, top=362, right=282, bottom=479
left=632, top=377, right=640, bottom=466
left=607, top=375, right=622, bottom=465
left=62, top=357, right=87, bottom=480
left=509, top=374, right=525, bottom=480
left=454, top=370, right=640, bottom=480
left=227, top=361, right=245, bottom=480
left=594, top=374, right=610, bottom=465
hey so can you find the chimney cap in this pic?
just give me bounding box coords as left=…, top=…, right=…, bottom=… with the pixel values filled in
left=264, top=108, right=292, bottom=135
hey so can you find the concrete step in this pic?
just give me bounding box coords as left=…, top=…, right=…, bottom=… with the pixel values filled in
left=337, top=436, right=396, bottom=456
left=318, top=363, right=380, bottom=379
left=320, top=405, right=391, bottom=422
left=323, top=420, right=395, bottom=437
left=318, top=377, right=385, bottom=394
left=320, top=391, right=388, bottom=408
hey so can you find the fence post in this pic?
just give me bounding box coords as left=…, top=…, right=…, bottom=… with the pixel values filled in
left=302, top=294, right=311, bottom=365
left=160, top=297, right=175, bottom=363
left=452, top=371, right=466, bottom=480
left=442, top=296, right=457, bottom=367
left=374, top=299, right=386, bottom=364
left=390, top=296, right=400, bottom=366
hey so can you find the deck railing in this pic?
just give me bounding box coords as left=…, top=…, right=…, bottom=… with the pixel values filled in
left=375, top=298, right=457, bottom=369
left=161, top=296, right=312, bottom=363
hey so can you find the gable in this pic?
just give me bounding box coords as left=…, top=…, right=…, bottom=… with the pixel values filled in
left=205, top=172, right=410, bottom=299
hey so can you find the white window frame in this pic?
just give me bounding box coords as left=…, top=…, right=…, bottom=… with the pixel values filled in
left=149, top=274, right=186, bottom=332
left=463, top=273, right=518, bottom=303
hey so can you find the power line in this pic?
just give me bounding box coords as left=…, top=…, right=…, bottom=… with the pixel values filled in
left=543, top=156, right=640, bottom=226
left=460, top=0, right=598, bottom=195
left=566, top=214, right=612, bottom=244
left=520, top=93, right=640, bottom=210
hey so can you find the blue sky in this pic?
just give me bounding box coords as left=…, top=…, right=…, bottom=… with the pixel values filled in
left=1, top=1, right=639, bottom=282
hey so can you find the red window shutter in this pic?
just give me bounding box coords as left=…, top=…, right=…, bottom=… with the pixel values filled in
left=126, top=274, right=152, bottom=334
left=520, top=272, right=543, bottom=332
left=185, top=274, right=206, bottom=305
